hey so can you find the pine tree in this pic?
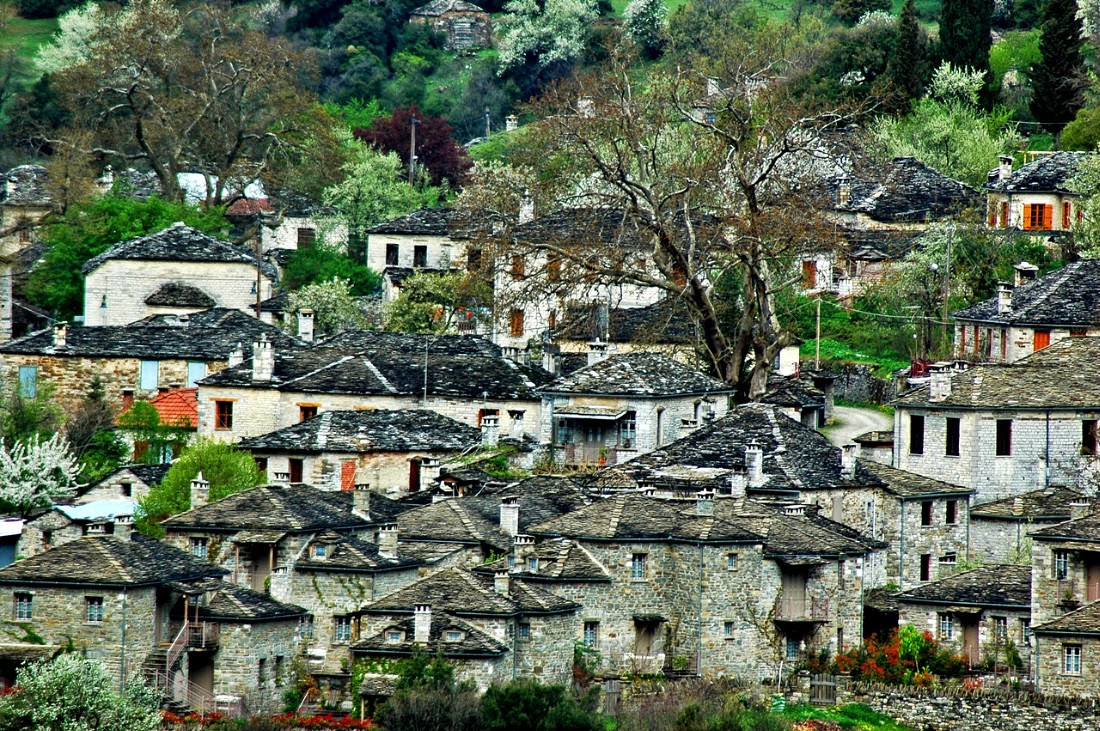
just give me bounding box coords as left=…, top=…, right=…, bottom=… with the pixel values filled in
left=1030, top=0, right=1086, bottom=133
left=882, top=0, right=929, bottom=113
left=939, top=0, right=993, bottom=103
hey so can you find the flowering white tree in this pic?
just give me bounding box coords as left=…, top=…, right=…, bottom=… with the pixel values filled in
left=497, top=0, right=599, bottom=72
left=33, top=2, right=104, bottom=75
left=288, top=277, right=369, bottom=337
left=623, top=0, right=668, bottom=59
left=0, top=434, right=82, bottom=517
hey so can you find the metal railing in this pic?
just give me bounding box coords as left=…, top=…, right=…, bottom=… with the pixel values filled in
left=165, top=621, right=189, bottom=673
left=188, top=621, right=220, bottom=649
left=150, top=668, right=247, bottom=719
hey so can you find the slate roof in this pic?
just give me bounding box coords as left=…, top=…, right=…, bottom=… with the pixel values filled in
left=1033, top=601, right=1100, bottom=636
left=82, top=222, right=277, bottom=278
left=1031, top=512, right=1100, bottom=544
left=541, top=352, right=731, bottom=397
left=761, top=375, right=824, bottom=409
left=352, top=614, right=507, bottom=658
left=144, top=282, right=217, bottom=308
left=858, top=460, right=974, bottom=499
left=237, top=410, right=481, bottom=454
left=596, top=403, right=884, bottom=494
left=190, top=579, right=308, bottom=621
left=2, top=165, right=51, bottom=207
left=357, top=566, right=579, bottom=617
left=985, top=151, right=1089, bottom=194
left=953, top=260, right=1100, bottom=326
left=834, top=157, right=979, bottom=223
left=529, top=493, right=764, bottom=544
left=368, top=207, right=454, bottom=236
left=477, top=538, right=611, bottom=582
left=555, top=299, right=695, bottom=345
left=0, top=535, right=224, bottom=588
left=853, top=431, right=893, bottom=447
left=126, top=463, right=172, bottom=486
left=893, top=565, right=1032, bottom=608
left=296, top=531, right=421, bottom=573
left=200, top=330, right=551, bottom=400
left=412, top=0, right=487, bottom=16
left=146, top=388, right=198, bottom=427
left=0, top=308, right=304, bottom=360
left=971, top=487, right=1087, bottom=520
left=894, top=337, right=1100, bottom=409
left=511, top=208, right=720, bottom=251
left=719, top=500, right=883, bottom=558
left=162, top=483, right=404, bottom=533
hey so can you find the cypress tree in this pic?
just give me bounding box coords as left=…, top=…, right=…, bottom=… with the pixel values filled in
left=939, top=0, right=994, bottom=103
left=1030, top=0, right=1086, bottom=133
left=883, top=0, right=929, bottom=113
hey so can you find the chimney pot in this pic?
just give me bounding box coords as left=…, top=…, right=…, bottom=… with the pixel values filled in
left=378, top=523, right=399, bottom=559
left=506, top=114, right=519, bottom=132
left=729, top=470, right=747, bottom=498
left=190, top=471, right=210, bottom=509
left=297, top=309, right=315, bottom=343
left=352, top=484, right=371, bottom=520
left=929, top=363, right=952, bottom=402
left=1012, top=497, right=1024, bottom=516
left=998, top=155, right=1013, bottom=181
left=1070, top=499, right=1092, bottom=521
left=228, top=342, right=244, bottom=368
left=745, top=443, right=764, bottom=487
left=500, top=496, right=519, bottom=537
left=481, top=415, right=500, bottom=447
left=52, top=322, right=67, bottom=349
left=696, top=490, right=715, bottom=516
left=494, top=570, right=510, bottom=595
left=841, top=443, right=858, bottom=480
left=587, top=339, right=608, bottom=366
left=996, top=283, right=1013, bottom=315
left=413, top=604, right=431, bottom=643
left=252, top=334, right=274, bottom=382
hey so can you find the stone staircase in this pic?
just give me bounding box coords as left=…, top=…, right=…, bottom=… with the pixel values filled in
left=141, top=645, right=189, bottom=714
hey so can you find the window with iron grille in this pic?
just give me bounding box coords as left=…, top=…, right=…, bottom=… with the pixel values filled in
left=86, top=596, right=104, bottom=623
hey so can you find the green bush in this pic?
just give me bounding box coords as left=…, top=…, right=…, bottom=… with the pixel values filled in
left=482, top=679, right=603, bottom=731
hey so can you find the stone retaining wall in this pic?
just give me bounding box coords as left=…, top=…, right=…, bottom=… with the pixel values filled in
left=823, top=362, right=896, bottom=405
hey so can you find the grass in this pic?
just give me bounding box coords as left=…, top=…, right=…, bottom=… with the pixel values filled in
left=836, top=398, right=895, bottom=417
left=780, top=703, right=916, bottom=731
left=610, top=0, right=690, bottom=17
left=800, top=338, right=909, bottom=378
left=0, top=3, right=58, bottom=88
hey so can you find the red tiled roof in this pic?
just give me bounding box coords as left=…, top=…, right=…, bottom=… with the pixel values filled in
left=226, top=198, right=274, bottom=216
left=148, top=388, right=198, bottom=428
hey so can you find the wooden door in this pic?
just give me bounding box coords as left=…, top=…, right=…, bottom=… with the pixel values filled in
left=781, top=571, right=807, bottom=618
left=1088, top=563, right=1100, bottom=602
left=962, top=618, right=979, bottom=666
left=408, top=459, right=421, bottom=493
left=1034, top=330, right=1051, bottom=351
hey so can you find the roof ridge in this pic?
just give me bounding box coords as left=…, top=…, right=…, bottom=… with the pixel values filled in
left=359, top=355, right=398, bottom=393
left=280, top=355, right=356, bottom=388
left=458, top=567, right=511, bottom=610
left=97, top=538, right=135, bottom=583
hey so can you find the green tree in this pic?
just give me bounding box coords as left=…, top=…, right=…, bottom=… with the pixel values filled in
left=882, top=0, right=930, bottom=113
left=288, top=277, right=369, bottom=337
left=831, top=0, right=890, bottom=24
left=136, top=438, right=263, bottom=536
left=497, top=0, right=600, bottom=72
left=383, top=271, right=492, bottom=334
left=25, top=194, right=228, bottom=320
left=65, top=378, right=127, bottom=484
left=482, top=680, right=603, bottom=731
left=0, top=653, right=160, bottom=731
left=281, top=246, right=381, bottom=295
left=1059, top=106, right=1100, bottom=150
left=116, top=401, right=192, bottom=466
left=1029, top=0, right=1086, bottom=133
left=0, top=382, right=62, bottom=448
left=1068, top=154, right=1100, bottom=255
left=377, top=652, right=482, bottom=731
left=939, top=0, right=993, bottom=100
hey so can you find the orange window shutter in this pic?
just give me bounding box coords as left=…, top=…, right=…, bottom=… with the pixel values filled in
left=340, top=460, right=356, bottom=491
left=1001, top=201, right=1009, bottom=227
left=1022, top=204, right=1032, bottom=230
left=1043, top=204, right=1053, bottom=230
left=1064, top=202, right=1072, bottom=229
left=1034, top=330, right=1051, bottom=350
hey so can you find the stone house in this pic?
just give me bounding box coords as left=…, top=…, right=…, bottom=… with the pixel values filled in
left=952, top=260, right=1100, bottom=363
left=538, top=350, right=733, bottom=468
left=892, top=337, right=1100, bottom=501
left=196, top=330, right=551, bottom=443
left=0, top=534, right=306, bottom=712
left=0, top=165, right=53, bottom=343
left=549, top=299, right=696, bottom=365
left=81, top=223, right=279, bottom=327
left=161, top=481, right=421, bottom=676
left=1033, top=602, right=1100, bottom=696
left=80, top=463, right=171, bottom=504
left=0, top=307, right=304, bottom=412
left=894, top=564, right=1033, bottom=670
left=1028, top=508, right=1100, bottom=628
left=236, top=409, right=482, bottom=495
left=350, top=566, right=579, bottom=689
left=984, top=152, right=1087, bottom=236
left=19, top=499, right=137, bottom=558
left=409, top=0, right=492, bottom=51
left=969, top=487, right=1089, bottom=564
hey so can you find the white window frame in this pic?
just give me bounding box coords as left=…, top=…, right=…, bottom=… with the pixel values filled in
left=139, top=360, right=159, bottom=390
left=1064, top=644, right=1082, bottom=675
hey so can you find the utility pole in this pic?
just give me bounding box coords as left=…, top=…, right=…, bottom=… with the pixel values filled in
left=941, top=225, right=953, bottom=354
left=815, top=296, right=821, bottom=370
left=254, top=226, right=263, bottom=319
left=485, top=107, right=491, bottom=140
left=408, top=116, right=421, bottom=185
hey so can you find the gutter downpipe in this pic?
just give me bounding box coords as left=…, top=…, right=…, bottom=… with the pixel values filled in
left=1045, top=411, right=1051, bottom=488
left=898, top=502, right=906, bottom=592
left=119, top=588, right=128, bottom=692
left=698, top=542, right=704, bottom=677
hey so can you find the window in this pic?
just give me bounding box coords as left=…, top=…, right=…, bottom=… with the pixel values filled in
left=510, top=254, right=526, bottom=280
left=1000, top=201, right=1009, bottom=227
left=938, top=613, right=953, bottom=640
left=920, top=554, right=932, bottom=582
left=275, top=656, right=284, bottom=685
left=945, top=417, right=961, bottom=457
left=299, top=616, right=314, bottom=640
left=289, top=458, right=304, bottom=483
left=724, top=621, right=735, bottom=638
left=555, top=420, right=574, bottom=445
left=939, top=553, right=957, bottom=576
left=14, top=593, right=31, bottom=620
left=334, top=616, right=352, bottom=643
left=619, top=411, right=636, bottom=448
left=186, top=361, right=206, bottom=388
left=466, top=248, right=482, bottom=271
left=299, top=405, right=318, bottom=422
left=413, top=245, right=427, bottom=268
left=386, top=630, right=403, bottom=643
left=446, top=630, right=462, bottom=641
left=1064, top=201, right=1072, bottom=229
left=191, top=537, right=208, bottom=560
left=1023, top=203, right=1052, bottom=230
left=946, top=500, right=958, bottom=526
left=1034, top=330, right=1051, bottom=351
left=993, top=616, right=1008, bottom=642
left=802, top=260, right=817, bottom=289
left=1064, top=644, right=1082, bottom=674
left=85, top=596, right=104, bottom=623
left=17, top=366, right=36, bottom=399
left=996, top=419, right=1013, bottom=456
left=314, top=544, right=327, bottom=559
left=528, top=556, right=538, bottom=572
left=547, top=254, right=561, bottom=282
left=139, top=360, right=159, bottom=390
left=1001, top=328, right=1008, bottom=360
left=1084, top=420, right=1098, bottom=456
left=254, top=457, right=268, bottom=476
left=583, top=621, right=600, bottom=648
left=631, top=553, right=647, bottom=580
left=909, top=415, right=925, bottom=455
left=385, top=244, right=399, bottom=266
left=726, top=553, right=739, bottom=571
left=921, top=501, right=933, bottom=527
left=214, top=401, right=234, bottom=430
left=1055, top=550, right=1071, bottom=580
left=518, top=624, right=531, bottom=639
left=785, top=635, right=800, bottom=659
left=509, top=308, right=525, bottom=337
left=297, top=227, right=316, bottom=249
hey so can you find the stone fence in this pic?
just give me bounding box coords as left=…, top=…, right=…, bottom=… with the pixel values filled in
left=823, top=362, right=897, bottom=405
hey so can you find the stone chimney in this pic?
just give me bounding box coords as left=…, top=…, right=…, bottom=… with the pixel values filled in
left=378, top=523, right=399, bottom=559
left=996, top=283, right=1013, bottom=315
left=190, top=472, right=210, bottom=509
left=696, top=490, right=715, bottom=516
left=52, top=322, right=67, bottom=349
left=352, top=484, right=371, bottom=520
left=542, top=344, right=561, bottom=376
left=929, top=363, right=952, bottom=402
left=500, top=496, right=519, bottom=537
left=252, top=335, right=274, bottom=382
left=1012, top=497, right=1024, bottom=516
left=587, top=339, right=608, bottom=366
left=1014, top=261, right=1039, bottom=287
left=494, top=570, right=510, bottom=595
left=514, top=534, right=535, bottom=570
left=836, top=177, right=851, bottom=207
left=297, top=309, right=315, bottom=343
left=481, top=415, right=499, bottom=446
left=998, top=155, right=1013, bottom=182
left=413, top=604, right=431, bottom=643
left=1071, top=498, right=1093, bottom=521
left=729, top=470, right=747, bottom=499
left=777, top=343, right=800, bottom=377
left=640, top=485, right=657, bottom=497
left=784, top=504, right=807, bottom=516
left=228, top=342, right=244, bottom=368
left=519, top=191, right=534, bottom=224
left=745, top=443, right=764, bottom=488
left=840, top=443, right=858, bottom=480
left=506, top=114, right=519, bottom=132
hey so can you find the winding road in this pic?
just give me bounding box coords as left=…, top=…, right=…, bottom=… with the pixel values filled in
left=825, top=405, right=894, bottom=447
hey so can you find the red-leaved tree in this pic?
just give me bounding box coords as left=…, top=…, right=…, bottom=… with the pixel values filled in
left=354, top=106, right=472, bottom=188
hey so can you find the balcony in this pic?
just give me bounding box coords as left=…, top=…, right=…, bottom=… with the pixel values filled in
left=774, top=596, right=829, bottom=623
left=187, top=621, right=220, bottom=650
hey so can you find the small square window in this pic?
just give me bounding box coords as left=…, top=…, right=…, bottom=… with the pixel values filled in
left=85, top=596, right=104, bottom=623
left=446, top=630, right=462, bottom=641
left=723, top=621, right=734, bottom=638
left=215, top=401, right=234, bottom=430
left=299, top=405, right=318, bottom=422
left=386, top=244, right=399, bottom=266
left=519, top=624, right=531, bottom=639
left=386, top=630, right=403, bottom=643
left=938, top=613, right=953, bottom=640
left=1055, top=550, right=1071, bottom=580
left=314, top=544, right=327, bottom=559
left=726, top=553, right=738, bottom=571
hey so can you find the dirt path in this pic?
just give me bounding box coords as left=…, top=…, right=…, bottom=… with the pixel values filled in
left=825, top=405, right=894, bottom=447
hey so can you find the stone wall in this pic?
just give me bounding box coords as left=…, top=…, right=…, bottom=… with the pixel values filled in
left=263, top=216, right=347, bottom=256
left=258, top=450, right=459, bottom=495
left=213, top=618, right=302, bottom=712
left=969, top=515, right=1057, bottom=565
left=824, top=363, right=895, bottom=405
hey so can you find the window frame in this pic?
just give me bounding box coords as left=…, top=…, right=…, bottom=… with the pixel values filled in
left=938, top=613, right=954, bottom=640
left=412, top=245, right=427, bottom=268
left=1055, top=550, right=1071, bottom=580
left=945, top=417, right=961, bottom=457
left=385, top=244, right=399, bottom=266
left=85, top=596, right=104, bottom=623
left=1064, top=644, right=1082, bottom=675
left=14, top=593, right=32, bottom=621
left=630, top=553, right=648, bottom=581
left=1084, top=419, right=1098, bottom=456
left=995, top=419, right=1013, bottom=456
left=334, top=616, right=352, bottom=643
left=582, top=620, right=600, bottom=649
left=214, top=400, right=234, bottom=430
left=139, top=360, right=160, bottom=391
left=186, top=361, right=207, bottom=388
left=909, top=414, right=925, bottom=455
left=726, top=553, right=739, bottom=571
left=17, top=365, right=37, bottom=399
left=191, top=537, right=208, bottom=560
left=509, top=308, right=525, bottom=337
left=945, top=500, right=958, bottom=526
left=920, top=500, right=933, bottom=527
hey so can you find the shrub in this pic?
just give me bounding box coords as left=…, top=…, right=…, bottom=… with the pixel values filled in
left=831, top=626, right=969, bottom=684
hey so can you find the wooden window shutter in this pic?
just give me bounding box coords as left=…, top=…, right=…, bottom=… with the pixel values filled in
left=1000, top=201, right=1009, bottom=227
left=1034, top=330, right=1051, bottom=350
left=1064, top=202, right=1072, bottom=229
left=1043, top=204, right=1053, bottom=230
left=1022, top=204, right=1032, bottom=230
